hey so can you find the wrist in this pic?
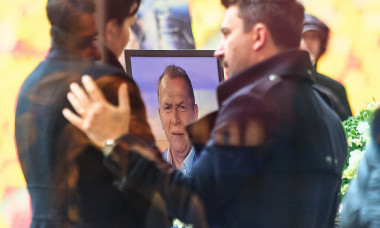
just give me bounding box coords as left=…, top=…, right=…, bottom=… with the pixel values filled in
left=101, top=138, right=119, bottom=156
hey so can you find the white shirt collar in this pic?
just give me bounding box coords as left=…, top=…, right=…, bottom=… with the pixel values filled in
left=166, top=147, right=196, bottom=176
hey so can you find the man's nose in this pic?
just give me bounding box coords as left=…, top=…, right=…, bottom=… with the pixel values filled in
left=92, top=45, right=102, bottom=60
left=171, top=108, right=181, bottom=125
left=214, top=44, right=224, bottom=61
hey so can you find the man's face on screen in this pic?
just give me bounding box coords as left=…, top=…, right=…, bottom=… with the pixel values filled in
left=158, top=75, right=198, bottom=154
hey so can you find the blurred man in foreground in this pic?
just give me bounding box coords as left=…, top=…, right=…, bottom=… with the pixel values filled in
left=14, top=0, right=155, bottom=226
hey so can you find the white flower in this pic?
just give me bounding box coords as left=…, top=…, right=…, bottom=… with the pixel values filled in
left=343, top=168, right=355, bottom=179
left=173, top=218, right=192, bottom=228
left=357, top=121, right=370, bottom=134
left=341, top=150, right=362, bottom=180
left=342, top=150, right=364, bottom=180
left=341, top=184, right=349, bottom=195
left=366, top=102, right=380, bottom=112
left=348, top=149, right=364, bottom=168
left=357, top=121, right=370, bottom=139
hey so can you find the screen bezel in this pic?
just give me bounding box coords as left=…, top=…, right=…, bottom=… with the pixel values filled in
left=124, top=49, right=224, bottom=82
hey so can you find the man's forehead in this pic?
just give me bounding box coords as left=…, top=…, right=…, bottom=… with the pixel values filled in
left=159, top=88, right=192, bottom=104
left=221, top=5, right=243, bottom=29
left=160, top=75, right=188, bottom=89
left=302, top=30, right=320, bottom=38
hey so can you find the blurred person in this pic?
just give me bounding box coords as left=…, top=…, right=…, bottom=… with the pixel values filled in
left=15, top=1, right=101, bottom=226
left=63, top=0, right=347, bottom=227
left=158, top=65, right=199, bottom=175
left=340, top=108, right=380, bottom=228
left=301, top=13, right=352, bottom=120
left=14, top=0, right=155, bottom=226
left=50, top=0, right=165, bottom=226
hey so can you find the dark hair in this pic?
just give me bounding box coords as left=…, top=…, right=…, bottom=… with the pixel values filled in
left=221, top=0, right=305, bottom=50
left=104, top=0, right=142, bottom=25
left=97, top=76, right=155, bottom=144
left=157, top=65, right=195, bottom=105
left=47, top=0, right=95, bottom=32
left=53, top=75, right=155, bottom=224
left=47, top=0, right=95, bottom=45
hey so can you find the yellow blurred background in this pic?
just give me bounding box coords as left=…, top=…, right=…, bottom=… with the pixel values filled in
left=1, top=0, right=380, bottom=226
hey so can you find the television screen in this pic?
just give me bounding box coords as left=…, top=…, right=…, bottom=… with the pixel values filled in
left=124, top=49, right=224, bottom=151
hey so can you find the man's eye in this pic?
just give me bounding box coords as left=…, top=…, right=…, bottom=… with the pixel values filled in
left=179, top=105, right=187, bottom=111
left=221, top=29, right=230, bottom=37
left=164, top=106, right=172, bottom=112
left=77, top=37, right=97, bottom=50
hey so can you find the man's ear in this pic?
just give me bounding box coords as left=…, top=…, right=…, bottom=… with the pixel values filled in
left=105, top=19, right=118, bottom=42
left=194, top=104, right=199, bottom=120
left=252, top=23, right=267, bottom=51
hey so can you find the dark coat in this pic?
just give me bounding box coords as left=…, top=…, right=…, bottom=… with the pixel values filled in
left=105, top=50, right=348, bottom=227
left=313, top=64, right=352, bottom=121
left=14, top=45, right=135, bottom=227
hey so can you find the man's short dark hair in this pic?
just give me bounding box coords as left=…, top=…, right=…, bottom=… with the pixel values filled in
left=221, top=0, right=305, bottom=50
left=104, top=0, right=142, bottom=25
left=47, top=0, right=95, bottom=45
left=157, top=65, right=195, bottom=105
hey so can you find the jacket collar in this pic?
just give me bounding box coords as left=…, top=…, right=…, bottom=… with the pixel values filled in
left=217, top=49, right=314, bottom=106
left=103, top=47, right=125, bottom=71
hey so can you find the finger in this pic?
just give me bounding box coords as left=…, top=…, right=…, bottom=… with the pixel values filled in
left=70, top=82, right=91, bottom=110
left=118, top=83, right=130, bottom=112
left=67, top=92, right=85, bottom=115
left=82, top=75, right=106, bottom=103
left=62, top=108, right=84, bottom=130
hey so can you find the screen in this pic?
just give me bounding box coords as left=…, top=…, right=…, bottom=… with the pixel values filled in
left=124, top=49, right=224, bottom=151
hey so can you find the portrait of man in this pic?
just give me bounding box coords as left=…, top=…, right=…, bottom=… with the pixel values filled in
left=157, top=65, right=198, bottom=175
left=124, top=49, right=222, bottom=160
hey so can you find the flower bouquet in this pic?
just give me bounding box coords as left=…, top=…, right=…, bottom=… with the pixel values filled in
left=339, top=101, right=379, bottom=200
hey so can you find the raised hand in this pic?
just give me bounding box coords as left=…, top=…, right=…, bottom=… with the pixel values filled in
left=62, top=75, right=130, bottom=148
